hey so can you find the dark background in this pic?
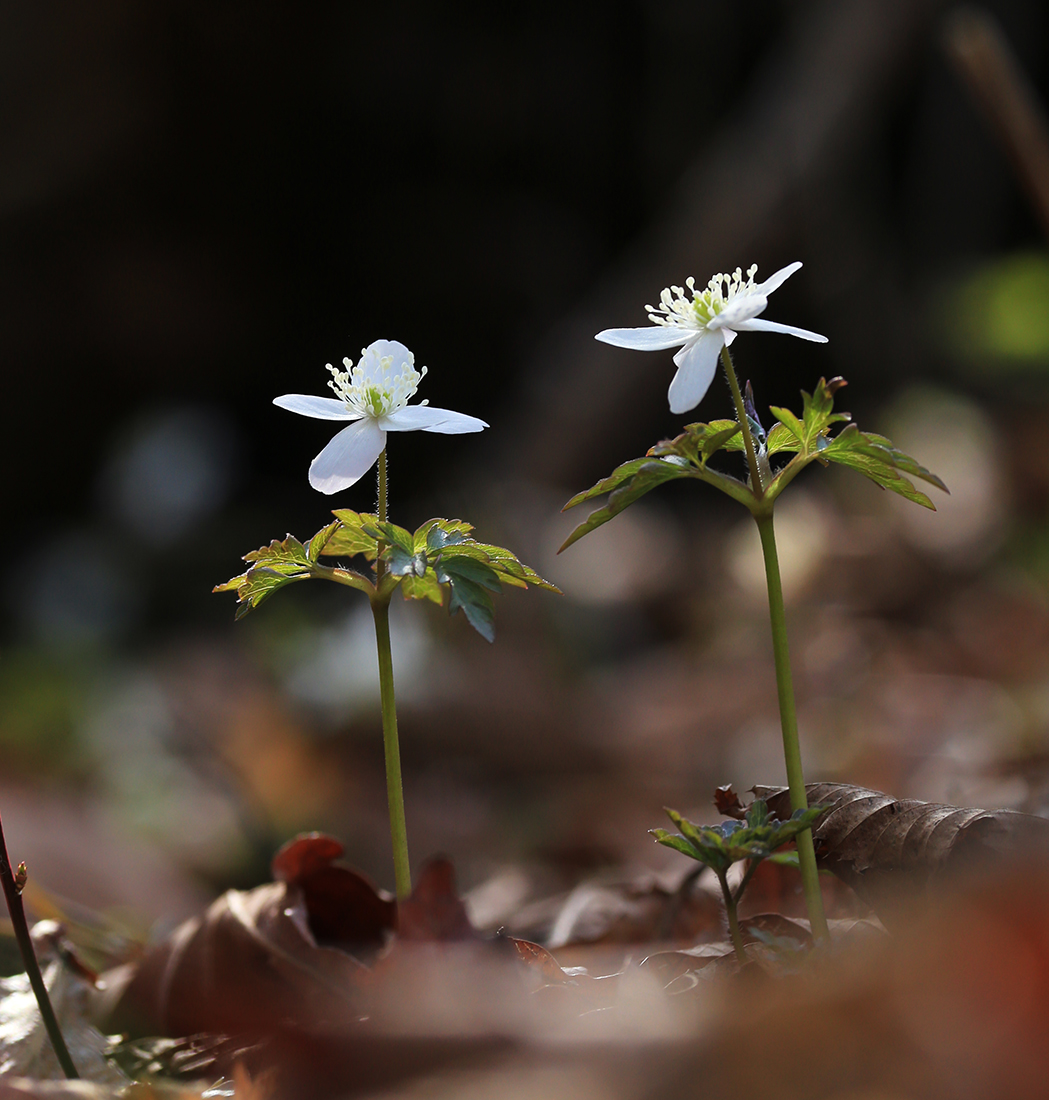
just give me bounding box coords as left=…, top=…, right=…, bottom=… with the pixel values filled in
left=2, top=0, right=1049, bottom=926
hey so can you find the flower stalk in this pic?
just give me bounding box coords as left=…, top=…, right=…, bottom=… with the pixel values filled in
left=372, top=595, right=411, bottom=900
left=718, top=346, right=829, bottom=943
left=0, top=814, right=78, bottom=1079
left=754, top=513, right=828, bottom=942
left=371, top=447, right=411, bottom=899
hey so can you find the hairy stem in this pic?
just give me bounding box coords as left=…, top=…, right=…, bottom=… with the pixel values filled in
left=716, top=868, right=748, bottom=964
left=0, top=816, right=78, bottom=1079
left=372, top=597, right=411, bottom=899
left=720, top=346, right=764, bottom=496
left=371, top=447, right=410, bottom=898
left=754, top=513, right=829, bottom=942
left=376, top=448, right=388, bottom=580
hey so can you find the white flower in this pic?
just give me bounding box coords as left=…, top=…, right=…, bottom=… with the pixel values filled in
left=595, top=262, right=828, bottom=415
left=274, top=339, right=488, bottom=494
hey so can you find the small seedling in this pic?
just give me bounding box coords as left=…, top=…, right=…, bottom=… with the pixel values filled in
left=651, top=793, right=827, bottom=963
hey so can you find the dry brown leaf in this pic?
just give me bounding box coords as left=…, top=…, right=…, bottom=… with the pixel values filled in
left=755, top=781, right=1049, bottom=916
left=395, top=859, right=477, bottom=943
left=103, top=835, right=393, bottom=1037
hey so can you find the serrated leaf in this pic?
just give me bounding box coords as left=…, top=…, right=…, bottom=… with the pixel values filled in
left=422, top=518, right=474, bottom=552
left=745, top=799, right=770, bottom=829
left=821, top=427, right=939, bottom=509
left=244, top=535, right=310, bottom=566
left=319, top=511, right=380, bottom=559
left=400, top=571, right=444, bottom=604
left=437, top=556, right=503, bottom=593
left=446, top=574, right=496, bottom=642
left=859, top=433, right=950, bottom=493
left=385, top=544, right=428, bottom=577
left=307, top=519, right=341, bottom=562
left=213, top=564, right=311, bottom=620
left=562, top=457, right=658, bottom=511
left=769, top=406, right=806, bottom=445
left=373, top=521, right=414, bottom=555
left=443, top=542, right=561, bottom=593
left=651, top=420, right=745, bottom=464
left=649, top=829, right=703, bottom=861
left=765, top=421, right=799, bottom=456
left=559, top=459, right=691, bottom=551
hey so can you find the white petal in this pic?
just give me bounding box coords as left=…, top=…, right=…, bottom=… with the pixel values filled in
left=710, top=293, right=768, bottom=328
left=723, top=329, right=739, bottom=347
left=668, top=330, right=724, bottom=414
left=308, top=419, right=386, bottom=494
left=752, top=261, right=802, bottom=296
left=363, top=338, right=414, bottom=365
left=274, top=394, right=360, bottom=421
left=732, top=317, right=828, bottom=342
left=381, top=405, right=488, bottom=434
left=596, top=326, right=691, bottom=351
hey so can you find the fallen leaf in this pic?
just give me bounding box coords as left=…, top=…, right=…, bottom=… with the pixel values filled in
left=395, top=858, right=477, bottom=942
left=713, top=786, right=746, bottom=820
left=0, top=925, right=127, bottom=1087
left=103, top=881, right=369, bottom=1038
left=755, top=781, right=1049, bottom=917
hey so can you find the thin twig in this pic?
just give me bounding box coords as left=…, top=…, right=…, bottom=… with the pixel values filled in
left=0, top=813, right=79, bottom=1079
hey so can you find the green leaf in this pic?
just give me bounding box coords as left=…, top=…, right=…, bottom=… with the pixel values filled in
left=441, top=541, right=561, bottom=593
left=213, top=563, right=311, bottom=620
left=649, top=829, right=703, bottom=861
left=421, top=518, right=474, bottom=552
left=649, top=420, right=745, bottom=464
left=373, top=521, right=414, bottom=555
left=769, top=406, right=806, bottom=446
left=860, top=433, right=950, bottom=493
left=437, top=555, right=503, bottom=593
left=562, top=457, right=659, bottom=511
left=560, top=459, right=692, bottom=551
left=821, top=426, right=941, bottom=509
left=446, top=574, right=497, bottom=642
left=765, top=422, right=798, bottom=456
left=319, top=510, right=380, bottom=559
left=769, top=377, right=852, bottom=456
left=244, top=535, right=310, bottom=566
left=400, top=571, right=444, bottom=604
left=385, top=544, right=429, bottom=577
left=307, top=519, right=341, bottom=562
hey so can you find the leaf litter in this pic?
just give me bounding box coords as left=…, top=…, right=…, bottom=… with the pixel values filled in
left=1, top=785, right=1047, bottom=1097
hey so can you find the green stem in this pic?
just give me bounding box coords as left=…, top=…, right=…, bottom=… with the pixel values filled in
left=754, top=512, right=829, bottom=943
left=372, top=596, right=411, bottom=900
left=732, top=857, right=762, bottom=906
left=376, top=448, right=388, bottom=580
left=0, top=816, right=78, bottom=1079
left=370, top=447, right=410, bottom=899
left=716, top=868, right=748, bottom=964
left=720, top=346, right=764, bottom=496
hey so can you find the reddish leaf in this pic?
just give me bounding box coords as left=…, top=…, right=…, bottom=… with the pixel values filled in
left=396, top=858, right=477, bottom=942
left=504, top=936, right=568, bottom=985
left=271, top=833, right=345, bottom=884
left=270, top=832, right=396, bottom=949
left=714, top=785, right=747, bottom=820
left=104, top=881, right=369, bottom=1037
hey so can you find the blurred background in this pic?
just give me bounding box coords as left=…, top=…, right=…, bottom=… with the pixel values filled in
left=2, top=0, right=1049, bottom=935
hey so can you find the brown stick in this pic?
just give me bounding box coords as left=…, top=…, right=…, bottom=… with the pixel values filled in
left=944, top=6, right=1049, bottom=243
left=0, top=813, right=79, bottom=1079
